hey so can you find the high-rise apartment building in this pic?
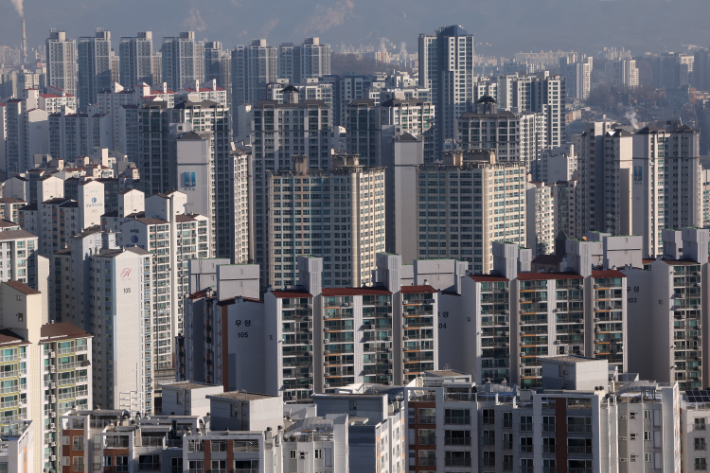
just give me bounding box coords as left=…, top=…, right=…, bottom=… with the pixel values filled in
left=77, top=29, right=112, bottom=110
left=625, top=228, right=709, bottom=392
left=419, top=25, right=475, bottom=153
left=559, top=55, right=593, bottom=100
left=119, top=31, right=155, bottom=88
left=0, top=279, right=93, bottom=473
left=654, top=52, right=694, bottom=89
left=440, top=237, right=632, bottom=387
left=605, top=58, right=639, bottom=88
left=186, top=254, right=438, bottom=401
left=46, top=30, right=76, bottom=97
left=251, top=92, right=331, bottom=283
left=4, top=89, right=49, bottom=176
left=160, top=32, right=203, bottom=91
left=457, top=96, right=546, bottom=172
left=395, top=148, right=526, bottom=273
left=266, top=155, right=385, bottom=288
left=231, top=39, right=279, bottom=109
left=203, top=41, right=231, bottom=90
left=320, top=74, right=386, bottom=127
left=48, top=108, right=112, bottom=160
left=526, top=180, right=555, bottom=257
left=345, top=95, right=436, bottom=166
left=293, top=38, right=330, bottom=84
left=632, top=123, right=702, bottom=257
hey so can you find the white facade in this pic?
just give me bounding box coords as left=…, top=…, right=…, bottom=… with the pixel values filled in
left=46, top=30, right=76, bottom=97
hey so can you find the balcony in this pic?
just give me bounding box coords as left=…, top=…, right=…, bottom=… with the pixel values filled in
left=568, top=446, right=592, bottom=455
left=445, top=459, right=471, bottom=467
left=418, top=416, right=436, bottom=424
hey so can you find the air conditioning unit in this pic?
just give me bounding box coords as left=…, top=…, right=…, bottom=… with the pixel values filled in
left=593, top=318, right=600, bottom=323
left=324, top=338, right=331, bottom=343
left=324, top=362, right=328, bottom=366
left=520, top=352, right=525, bottom=357
left=594, top=350, right=600, bottom=354
left=385, top=302, right=391, bottom=306
left=386, top=336, right=392, bottom=341
left=50, top=352, right=56, bottom=358
left=305, top=316, right=312, bottom=321
left=50, top=382, right=56, bottom=389
left=50, top=442, right=56, bottom=447
left=403, top=336, right=409, bottom=341
left=553, top=340, right=559, bottom=345
left=50, top=455, right=56, bottom=461
left=387, top=369, right=393, bottom=374
left=324, top=383, right=330, bottom=388
left=323, top=328, right=329, bottom=333
left=49, top=423, right=55, bottom=429
left=385, top=348, right=392, bottom=352
left=50, top=396, right=56, bottom=402
left=308, top=384, right=313, bottom=389
left=404, top=369, right=410, bottom=373
left=324, top=350, right=331, bottom=355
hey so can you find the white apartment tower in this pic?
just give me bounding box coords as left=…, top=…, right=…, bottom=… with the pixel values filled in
left=231, top=39, right=279, bottom=109
left=46, top=30, right=76, bottom=97
left=526, top=180, right=555, bottom=257
left=160, top=32, right=203, bottom=91
left=397, top=149, right=526, bottom=274
left=560, top=55, right=593, bottom=101
left=419, top=25, right=475, bottom=153
left=77, top=29, right=113, bottom=110
left=605, top=58, right=639, bottom=88
left=119, top=31, right=155, bottom=88
left=267, top=155, right=385, bottom=288
left=294, top=38, right=331, bottom=84
left=251, top=92, right=331, bottom=284
left=632, top=124, right=702, bottom=257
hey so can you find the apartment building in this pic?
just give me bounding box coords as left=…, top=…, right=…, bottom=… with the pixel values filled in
left=525, top=180, right=555, bottom=257
left=0, top=278, right=93, bottom=473
left=119, top=31, right=156, bottom=88
left=404, top=357, right=680, bottom=473
left=536, top=144, right=577, bottom=184
left=559, top=55, right=593, bottom=101
left=160, top=32, right=204, bottom=91
left=231, top=39, right=279, bottom=109
left=19, top=179, right=105, bottom=258
left=320, top=73, right=386, bottom=127
left=345, top=96, right=436, bottom=166
left=440, top=236, right=632, bottom=387
left=457, top=96, right=546, bottom=172
left=632, top=123, right=702, bottom=257
left=48, top=108, right=112, bottom=160
left=77, top=29, right=113, bottom=110
left=266, top=154, right=385, bottom=288
left=4, top=89, right=49, bottom=175
left=266, top=82, right=334, bottom=112
left=185, top=254, right=438, bottom=402
left=624, top=228, right=709, bottom=392
left=551, top=179, right=581, bottom=239
left=418, top=25, right=475, bottom=153
left=46, top=30, right=76, bottom=97
left=396, top=148, right=526, bottom=273
left=203, top=41, right=231, bottom=91
left=605, top=59, right=639, bottom=88
left=251, top=92, right=332, bottom=283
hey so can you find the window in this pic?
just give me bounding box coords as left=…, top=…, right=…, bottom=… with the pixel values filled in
left=315, top=449, right=322, bottom=459
left=212, top=441, right=226, bottom=452
left=445, top=430, right=470, bottom=446
left=188, top=461, right=204, bottom=472
left=696, top=438, right=707, bottom=451
left=483, top=451, right=495, bottom=467
left=444, top=409, right=470, bottom=425
left=418, top=429, right=435, bottom=445
left=630, top=455, right=637, bottom=462
left=503, top=412, right=513, bottom=428
left=290, top=451, right=296, bottom=459
left=696, top=418, right=707, bottom=431
left=418, top=408, right=435, bottom=424
left=543, top=437, right=555, bottom=454
left=696, top=458, right=708, bottom=471
left=521, top=437, right=533, bottom=453
left=445, top=451, right=471, bottom=467
left=520, top=416, right=533, bottom=432
left=629, top=411, right=637, bottom=419
left=645, top=453, right=652, bottom=462
left=482, top=408, right=494, bottom=424
left=210, top=460, right=226, bottom=472
left=176, top=392, right=183, bottom=404
left=418, top=450, right=436, bottom=467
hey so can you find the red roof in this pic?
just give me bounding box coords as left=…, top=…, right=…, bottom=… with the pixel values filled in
left=643, top=258, right=655, bottom=263
left=591, top=270, right=627, bottom=279
left=400, top=285, right=437, bottom=294
left=40, top=93, right=61, bottom=98
left=321, top=287, right=392, bottom=296
left=469, top=275, right=509, bottom=282
left=271, top=289, right=313, bottom=299
left=517, top=272, right=583, bottom=281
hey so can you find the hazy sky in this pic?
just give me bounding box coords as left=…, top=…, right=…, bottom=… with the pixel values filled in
left=6, top=0, right=710, bottom=57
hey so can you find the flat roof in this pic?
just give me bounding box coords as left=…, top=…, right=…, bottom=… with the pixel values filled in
left=161, top=381, right=218, bottom=391
left=321, top=287, right=392, bottom=296
left=271, top=289, right=313, bottom=299
left=208, top=392, right=277, bottom=402
left=400, top=285, right=436, bottom=294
